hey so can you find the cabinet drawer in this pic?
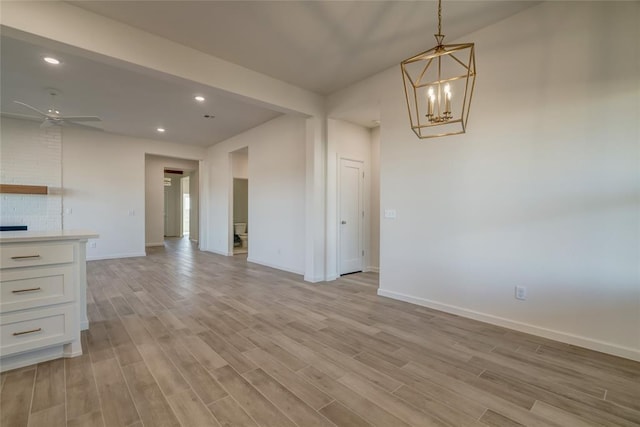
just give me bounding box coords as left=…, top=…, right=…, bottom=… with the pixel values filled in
left=0, top=243, right=74, bottom=269
left=0, top=305, right=76, bottom=357
left=1, top=266, right=75, bottom=312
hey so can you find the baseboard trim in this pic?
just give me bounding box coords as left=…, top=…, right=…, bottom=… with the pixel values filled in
left=145, top=242, right=164, bottom=247
left=304, top=274, right=326, bottom=283
left=365, top=266, right=380, bottom=273
left=206, top=248, right=233, bottom=256
left=377, top=288, right=640, bottom=362
left=247, top=257, right=304, bottom=276
left=1, top=345, right=65, bottom=372
left=87, top=252, right=146, bottom=261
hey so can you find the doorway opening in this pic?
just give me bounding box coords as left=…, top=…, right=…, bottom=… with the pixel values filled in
left=232, top=178, right=248, bottom=254
left=163, top=170, right=183, bottom=238
left=328, top=118, right=381, bottom=283
left=230, top=147, right=249, bottom=255
left=144, top=154, right=199, bottom=249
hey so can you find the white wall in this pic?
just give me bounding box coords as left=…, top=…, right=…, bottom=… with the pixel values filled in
left=232, top=150, right=248, bottom=179
left=326, top=119, right=374, bottom=278
left=0, top=118, right=62, bottom=231
left=145, top=155, right=199, bottom=246
left=60, top=126, right=205, bottom=260
left=203, top=115, right=306, bottom=274
left=328, top=2, right=640, bottom=361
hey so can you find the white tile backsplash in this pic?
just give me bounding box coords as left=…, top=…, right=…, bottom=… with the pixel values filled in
left=1, top=119, right=62, bottom=231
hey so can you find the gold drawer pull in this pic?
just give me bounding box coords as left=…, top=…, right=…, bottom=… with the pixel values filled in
left=12, top=287, right=42, bottom=294
left=10, top=255, right=41, bottom=260
left=13, top=328, right=42, bottom=336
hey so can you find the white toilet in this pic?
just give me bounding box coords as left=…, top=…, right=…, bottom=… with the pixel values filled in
left=234, top=223, right=248, bottom=248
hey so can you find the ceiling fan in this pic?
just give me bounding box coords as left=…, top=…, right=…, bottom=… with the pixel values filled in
left=8, top=90, right=102, bottom=129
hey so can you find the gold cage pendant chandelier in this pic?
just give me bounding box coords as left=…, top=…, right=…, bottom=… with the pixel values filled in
left=401, top=0, right=476, bottom=139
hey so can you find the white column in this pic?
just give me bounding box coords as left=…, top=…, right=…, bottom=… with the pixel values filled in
left=304, top=116, right=327, bottom=282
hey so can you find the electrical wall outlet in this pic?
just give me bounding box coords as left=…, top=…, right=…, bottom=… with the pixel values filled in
left=515, top=285, right=527, bottom=300
left=89, top=241, right=97, bottom=249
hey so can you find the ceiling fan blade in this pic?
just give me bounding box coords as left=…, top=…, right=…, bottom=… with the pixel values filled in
left=14, top=101, right=49, bottom=118
left=65, top=120, right=104, bottom=131
left=62, top=116, right=102, bottom=122
left=1, top=112, right=43, bottom=121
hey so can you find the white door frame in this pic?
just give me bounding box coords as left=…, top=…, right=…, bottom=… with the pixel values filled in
left=337, top=157, right=365, bottom=275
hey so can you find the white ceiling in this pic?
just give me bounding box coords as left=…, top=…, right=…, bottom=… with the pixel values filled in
left=70, top=1, right=539, bottom=95
left=0, top=35, right=282, bottom=146
left=1, top=1, right=539, bottom=145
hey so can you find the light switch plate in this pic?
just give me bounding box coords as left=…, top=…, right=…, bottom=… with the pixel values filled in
left=384, top=209, right=397, bottom=219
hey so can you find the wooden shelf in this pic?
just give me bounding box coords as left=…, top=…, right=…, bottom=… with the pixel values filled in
left=0, top=184, right=48, bottom=195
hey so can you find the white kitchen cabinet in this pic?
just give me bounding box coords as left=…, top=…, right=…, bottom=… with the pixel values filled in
left=0, top=230, right=98, bottom=372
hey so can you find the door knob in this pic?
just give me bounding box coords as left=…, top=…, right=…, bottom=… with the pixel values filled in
left=341, top=220, right=347, bottom=224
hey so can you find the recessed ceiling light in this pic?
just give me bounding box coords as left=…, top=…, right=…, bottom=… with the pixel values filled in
left=157, top=127, right=165, bottom=133
left=194, top=96, right=205, bottom=102
left=43, top=57, right=60, bottom=65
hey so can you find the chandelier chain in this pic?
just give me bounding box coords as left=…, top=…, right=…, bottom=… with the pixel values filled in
left=438, top=0, right=442, bottom=36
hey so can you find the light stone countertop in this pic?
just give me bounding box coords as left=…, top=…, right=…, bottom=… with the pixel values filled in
left=0, top=229, right=99, bottom=243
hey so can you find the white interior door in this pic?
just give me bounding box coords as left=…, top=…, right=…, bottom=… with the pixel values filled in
left=163, top=187, right=170, bottom=236
left=339, top=159, right=364, bottom=275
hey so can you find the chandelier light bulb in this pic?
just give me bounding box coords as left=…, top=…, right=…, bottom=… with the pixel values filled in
left=427, top=88, right=435, bottom=117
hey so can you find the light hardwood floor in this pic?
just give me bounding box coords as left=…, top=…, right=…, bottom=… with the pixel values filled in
left=2, top=238, right=639, bottom=426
